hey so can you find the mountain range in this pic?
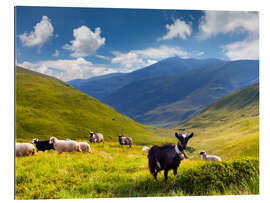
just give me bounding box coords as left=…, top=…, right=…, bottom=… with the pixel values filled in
left=69, top=57, right=224, bottom=99
left=68, top=57, right=259, bottom=127
left=16, top=65, right=259, bottom=159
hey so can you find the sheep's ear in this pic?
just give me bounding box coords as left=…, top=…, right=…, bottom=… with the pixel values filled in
left=175, top=132, right=180, bottom=139
left=188, top=132, right=194, bottom=139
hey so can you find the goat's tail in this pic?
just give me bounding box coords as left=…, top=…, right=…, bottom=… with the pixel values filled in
left=147, top=149, right=156, bottom=175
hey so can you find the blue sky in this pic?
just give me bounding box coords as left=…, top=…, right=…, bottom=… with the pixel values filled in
left=15, top=6, right=259, bottom=81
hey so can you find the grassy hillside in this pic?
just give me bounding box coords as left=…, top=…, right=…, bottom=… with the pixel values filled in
left=15, top=68, right=259, bottom=199
left=16, top=143, right=259, bottom=199
left=176, top=83, right=259, bottom=160
left=15, top=66, right=172, bottom=144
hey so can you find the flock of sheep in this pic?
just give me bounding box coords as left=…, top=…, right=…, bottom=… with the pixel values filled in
left=16, top=131, right=222, bottom=182
left=15, top=131, right=134, bottom=156
left=16, top=132, right=221, bottom=162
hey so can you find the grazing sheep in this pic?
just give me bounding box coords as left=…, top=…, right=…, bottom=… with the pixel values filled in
left=200, top=151, right=222, bottom=162
left=49, top=137, right=81, bottom=153
left=79, top=142, right=92, bottom=153
left=16, top=143, right=35, bottom=157
left=89, top=132, right=104, bottom=143
left=32, top=138, right=54, bottom=152
left=118, top=135, right=132, bottom=147
left=142, top=146, right=150, bottom=152
left=148, top=132, right=194, bottom=182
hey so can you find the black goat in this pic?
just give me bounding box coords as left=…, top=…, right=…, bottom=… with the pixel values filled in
left=148, top=132, right=194, bottom=182
left=32, top=138, right=55, bottom=152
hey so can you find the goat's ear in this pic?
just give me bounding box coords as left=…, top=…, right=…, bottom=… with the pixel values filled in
left=175, top=132, right=180, bottom=139
left=188, top=132, right=194, bottom=139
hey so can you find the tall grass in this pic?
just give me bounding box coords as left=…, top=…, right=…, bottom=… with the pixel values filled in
left=15, top=142, right=259, bottom=199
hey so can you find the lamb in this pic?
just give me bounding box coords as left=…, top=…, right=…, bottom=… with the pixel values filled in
left=200, top=151, right=222, bottom=162
left=148, top=132, right=194, bottom=182
left=79, top=142, right=92, bottom=153
left=49, top=137, right=82, bottom=153
left=89, top=132, right=104, bottom=143
left=142, top=146, right=150, bottom=152
left=16, top=143, right=35, bottom=156
left=118, top=135, right=132, bottom=147
left=32, top=138, right=54, bottom=152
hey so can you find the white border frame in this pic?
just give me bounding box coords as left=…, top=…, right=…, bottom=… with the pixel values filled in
left=2, top=0, right=270, bottom=202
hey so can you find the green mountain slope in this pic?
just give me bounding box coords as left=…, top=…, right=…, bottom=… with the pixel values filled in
left=15, top=66, right=170, bottom=144
left=176, top=83, right=259, bottom=160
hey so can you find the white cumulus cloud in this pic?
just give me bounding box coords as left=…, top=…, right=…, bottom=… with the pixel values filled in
left=111, top=45, right=189, bottom=72
left=221, top=38, right=259, bottom=60
left=160, top=19, right=192, bottom=40
left=197, top=11, right=259, bottom=60
left=18, top=58, right=116, bottom=81
left=197, top=11, right=259, bottom=40
left=19, top=16, right=54, bottom=47
left=63, top=25, right=105, bottom=58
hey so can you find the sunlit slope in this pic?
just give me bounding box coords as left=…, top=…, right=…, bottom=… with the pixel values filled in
left=15, top=66, right=169, bottom=144
left=176, top=83, right=259, bottom=160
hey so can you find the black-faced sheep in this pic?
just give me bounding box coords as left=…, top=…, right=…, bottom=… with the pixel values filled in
left=148, top=132, right=194, bottom=182
left=118, top=135, right=132, bottom=147
left=16, top=143, right=35, bottom=156
left=89, top=132, right=104, bottom=143
left=32, top=138, right=54, bottom=152
left=200, top=151, right=222, bottom=161
left=49, top=137, right=81, bottom=153
left=79, top=142, right=92, bottom=153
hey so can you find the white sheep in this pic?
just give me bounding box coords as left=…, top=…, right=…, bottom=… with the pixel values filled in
left=16, top=143, right=35, bottom=156
left=142, top=146, right=150, bottom=152
left=79, top=142, right=92, bottom=153
left=200, top=151, right=222, bottom=162
left=49, top=137, right=82, bottom=153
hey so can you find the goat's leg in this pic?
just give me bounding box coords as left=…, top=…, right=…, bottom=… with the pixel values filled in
left=164, top=170, right=168, bottom=183
left=153, top=171, right=158, bottom=180
left=173, top=168, right=177, bottom=176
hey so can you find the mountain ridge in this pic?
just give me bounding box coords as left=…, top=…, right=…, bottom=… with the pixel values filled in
left=68, top=56, right=225, bottom=100
left=104, top=59, right=259, bottom=127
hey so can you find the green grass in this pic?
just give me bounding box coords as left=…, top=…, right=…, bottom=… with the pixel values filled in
left=15, top=142, right=259, bottom=199
left=176, top=83, right=259, bottom=160
left=16, top=66, right=172, bottom=145
left=15, top=67, right=260, bottom=199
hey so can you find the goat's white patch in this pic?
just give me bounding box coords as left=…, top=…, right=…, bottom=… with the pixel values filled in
left=175, top=145, right=181, bottom=154
left=181, top=133, right=187, bottom=138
